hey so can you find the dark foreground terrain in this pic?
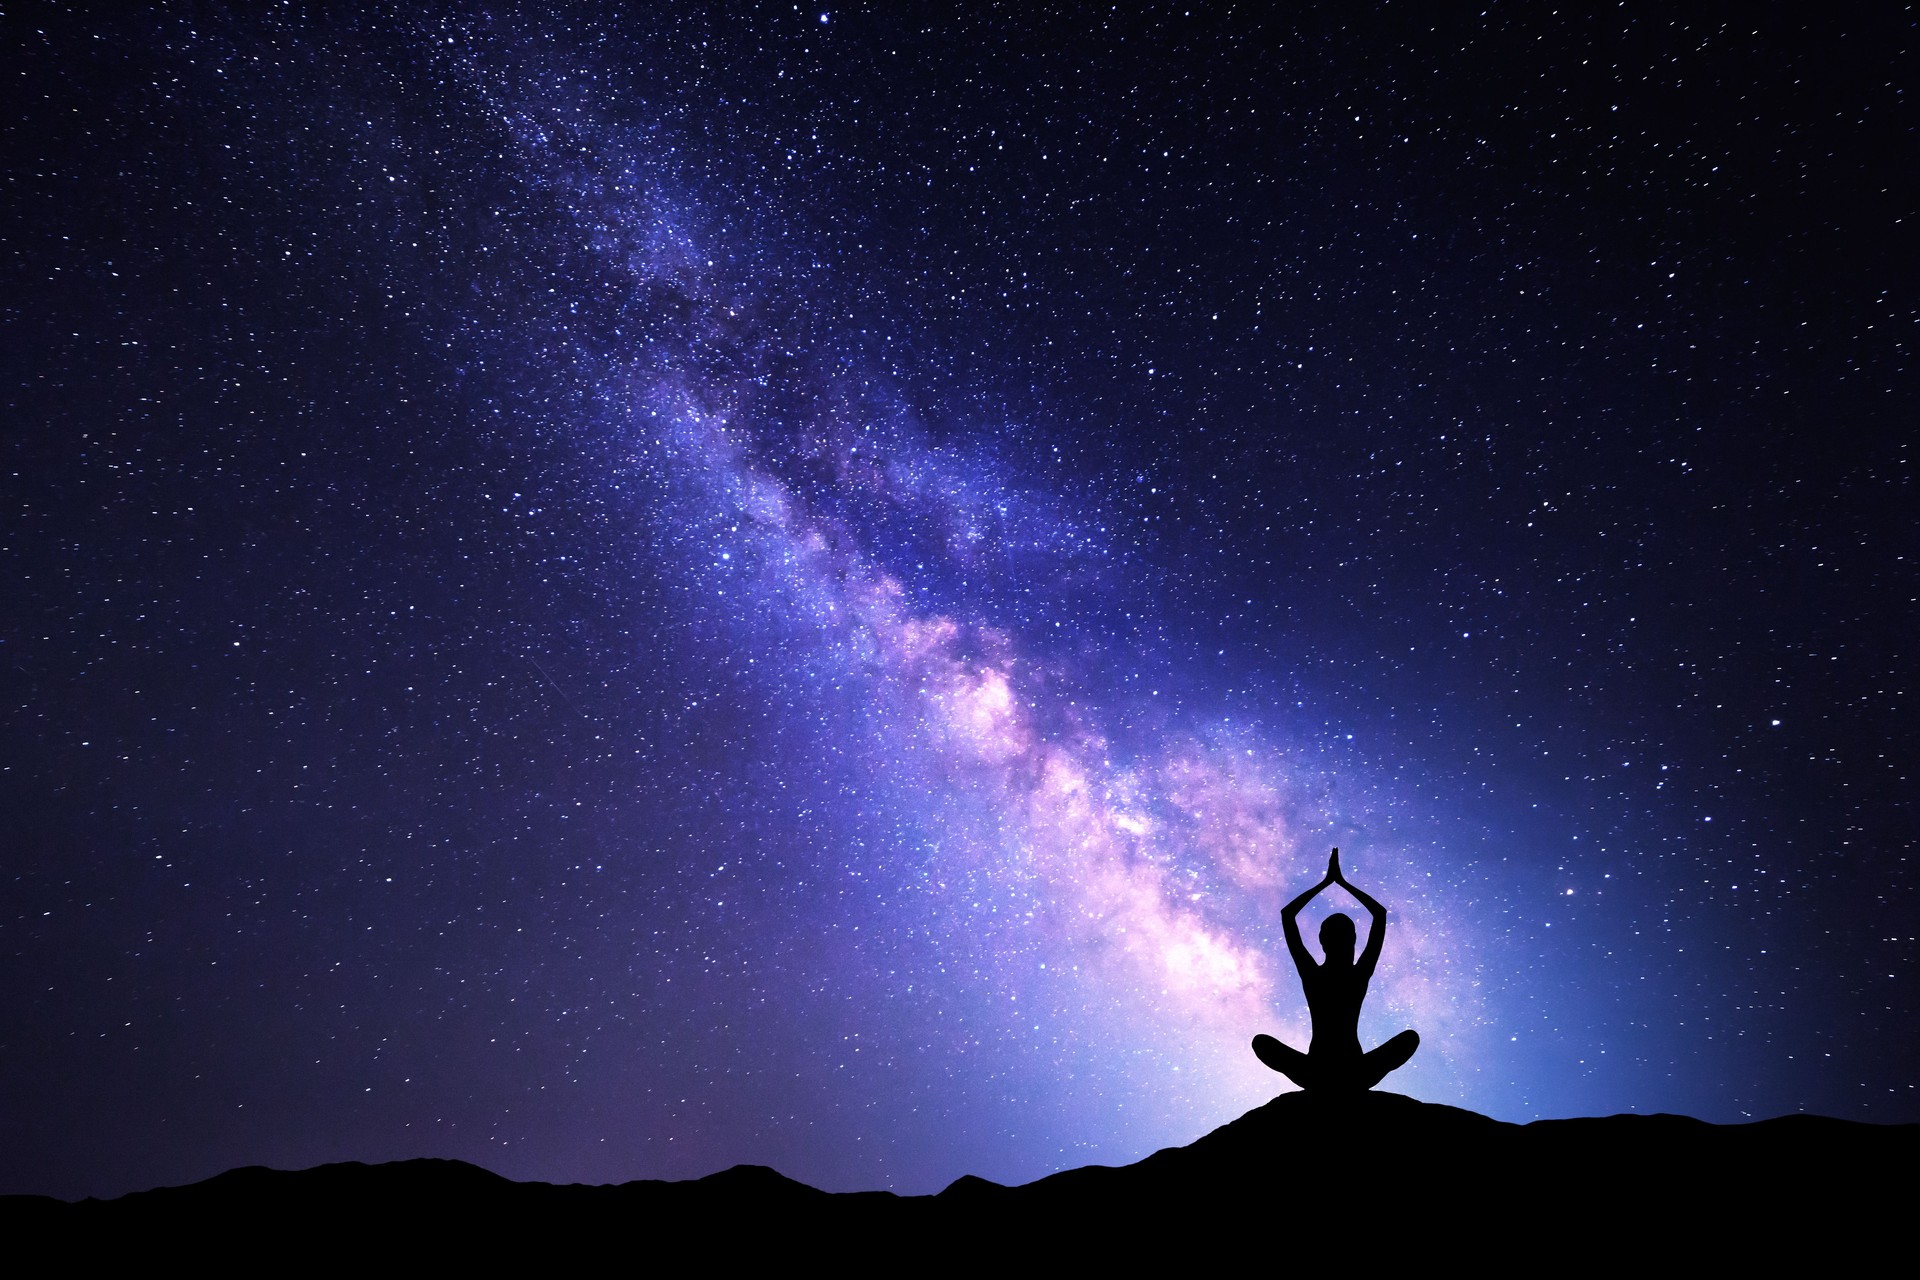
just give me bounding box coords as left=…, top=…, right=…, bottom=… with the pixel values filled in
left=6, top=1092, right=1910, bottom=1263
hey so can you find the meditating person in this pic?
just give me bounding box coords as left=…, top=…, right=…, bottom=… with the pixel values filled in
left=1253, top=848, right=1419, bottom=1092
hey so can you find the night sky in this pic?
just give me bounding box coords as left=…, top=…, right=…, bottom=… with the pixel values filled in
left=5, top=3, right=1915, bottom=1201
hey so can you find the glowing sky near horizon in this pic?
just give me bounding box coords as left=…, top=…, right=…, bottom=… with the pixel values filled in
left=4, top=4, right=1913, bottom=1202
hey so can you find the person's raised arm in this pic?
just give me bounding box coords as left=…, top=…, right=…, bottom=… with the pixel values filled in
left=1281, top=851, right=1337, bottom=974
left=1331, top=853, right=1389, bottom=979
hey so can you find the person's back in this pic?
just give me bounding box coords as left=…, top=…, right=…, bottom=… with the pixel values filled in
left=1297, top=930, right=1365, bottom=1060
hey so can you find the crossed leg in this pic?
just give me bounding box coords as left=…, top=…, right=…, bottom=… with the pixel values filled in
left=1252, top=1029, right=1420, bottom=1092
left=1356, top=1029, right=1420, bottom=1089
left=1251, top=1033, right=1317, bottom=1089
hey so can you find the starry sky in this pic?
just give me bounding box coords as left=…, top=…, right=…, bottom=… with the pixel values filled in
left=4, top=3, right=1914, bottom=1201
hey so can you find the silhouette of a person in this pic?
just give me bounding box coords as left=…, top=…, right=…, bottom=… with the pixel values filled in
left=1253, top=848, right=1419, bottom=1092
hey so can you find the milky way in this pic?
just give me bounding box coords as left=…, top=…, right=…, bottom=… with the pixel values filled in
left=474, top=81, right=1479, bottom=1175
left=5, top=5, right=1913, bottom=1200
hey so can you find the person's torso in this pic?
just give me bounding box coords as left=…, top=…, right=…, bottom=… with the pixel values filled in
left=1302, top=963, right=1367, bottom=1055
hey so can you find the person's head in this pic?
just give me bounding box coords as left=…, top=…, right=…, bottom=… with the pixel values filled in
left=1319, top=913, right=1356, bottom=964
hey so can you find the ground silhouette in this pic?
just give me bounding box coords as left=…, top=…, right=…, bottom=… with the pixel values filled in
left=6, top=860, right=1907, bottom=1262
left=5, top=1092, right=1911, bottom=1264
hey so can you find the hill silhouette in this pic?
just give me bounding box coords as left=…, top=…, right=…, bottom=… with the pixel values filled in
left=5, top=1093, right=1910, bottom=1263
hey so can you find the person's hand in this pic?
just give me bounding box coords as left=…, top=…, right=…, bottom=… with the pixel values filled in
left=1328, top=847, right=1344, bottom=884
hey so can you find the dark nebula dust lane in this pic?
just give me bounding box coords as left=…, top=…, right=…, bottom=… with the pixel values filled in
left=3, top=4, right=1914, bottom=1200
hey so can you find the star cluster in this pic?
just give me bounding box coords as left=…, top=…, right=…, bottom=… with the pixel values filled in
left=3, top=4, right=1913, bottom=1200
